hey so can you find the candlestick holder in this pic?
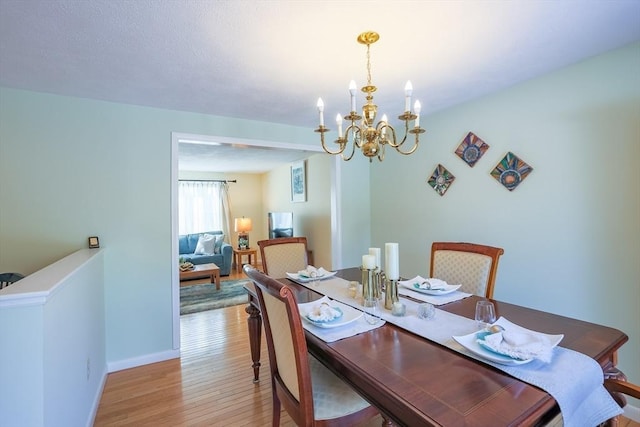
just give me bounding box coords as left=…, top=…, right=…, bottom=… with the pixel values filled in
left=372, top=268, right=384, bottom=299
left=384, top=278, right=399, bottom=310
left=360, top=267, right=376, bottom=301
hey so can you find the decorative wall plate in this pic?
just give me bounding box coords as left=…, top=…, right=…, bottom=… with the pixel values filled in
left=427, top=164, right=455, bottom=196
left=490, top=152, right=533, bottom=191
left=455, top=132, right=489, bottom=167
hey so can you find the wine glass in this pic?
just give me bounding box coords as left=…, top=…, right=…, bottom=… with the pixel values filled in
left=475, top=301, right=496, bottom=330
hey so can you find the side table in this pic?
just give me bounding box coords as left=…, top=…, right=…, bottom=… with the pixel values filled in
left=233, top=247, right=258, bottom=273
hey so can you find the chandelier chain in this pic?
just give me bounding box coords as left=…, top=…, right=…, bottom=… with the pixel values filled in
left=366, top=44, right=372, bottom=86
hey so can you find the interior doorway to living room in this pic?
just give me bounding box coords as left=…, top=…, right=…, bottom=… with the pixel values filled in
left=170, top=132, right=327, bottom=350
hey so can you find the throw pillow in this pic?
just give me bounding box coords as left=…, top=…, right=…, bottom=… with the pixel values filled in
left=194, top=234, right=216, bottom=255
left=214, top=234, right=225, bottom=254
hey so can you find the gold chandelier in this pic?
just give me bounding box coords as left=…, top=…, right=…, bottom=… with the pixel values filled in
left=315, top=31, right=424, bottom=162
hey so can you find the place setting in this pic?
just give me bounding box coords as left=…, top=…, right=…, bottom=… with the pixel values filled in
left=297, top=296, right=385, bottom=342
left=398, top=275, right=471, bottom=305
left=286, top=265, right=337, bottom=285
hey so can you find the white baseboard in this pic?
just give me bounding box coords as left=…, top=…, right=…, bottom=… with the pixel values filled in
left=107, top=349, right=180, bottom=373
left=86, top=365, right=108, bottom=427
left=625, top=402, right=640, bottom=422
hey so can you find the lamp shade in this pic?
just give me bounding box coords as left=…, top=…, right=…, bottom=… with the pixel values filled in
left=234, top=217, right=252, bottom=233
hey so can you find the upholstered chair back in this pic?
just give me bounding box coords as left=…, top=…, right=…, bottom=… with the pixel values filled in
left=430, top=242, right=504, bottom=298
left=258, top=237, right=308, bottom=279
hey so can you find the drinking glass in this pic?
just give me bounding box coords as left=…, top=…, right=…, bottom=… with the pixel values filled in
left=417, top=303, right=436, bottom=320
left=309, top=270, right=319, bottom=287
left=475, top=300, right=496, bottom=330
left=348, top=281, right=359, bottom=298
left=363, top=297, right=380, bottom=325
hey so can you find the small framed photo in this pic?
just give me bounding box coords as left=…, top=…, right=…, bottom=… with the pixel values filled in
left=290, top=160, right=307, bottom=203
left=88, top=236, right=100, bottom=248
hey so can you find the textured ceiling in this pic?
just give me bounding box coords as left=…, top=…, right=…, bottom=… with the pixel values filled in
left=1, top=0, right=639, bottom=172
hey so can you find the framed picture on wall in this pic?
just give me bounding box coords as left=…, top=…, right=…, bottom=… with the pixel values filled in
left=290, top=160, right=307, bottom=202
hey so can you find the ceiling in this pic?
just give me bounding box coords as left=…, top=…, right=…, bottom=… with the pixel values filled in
left=1, top=1, right=639, bottom=172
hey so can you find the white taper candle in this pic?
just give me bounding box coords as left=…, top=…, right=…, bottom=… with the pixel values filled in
left=369, top=248, right=381, bottom=269
left=385, top=243, right=399, bottom=280
left=362, top=254, right=376, bottom=269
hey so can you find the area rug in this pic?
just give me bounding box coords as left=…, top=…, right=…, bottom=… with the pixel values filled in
left=180, top=279, right=250, bottom=315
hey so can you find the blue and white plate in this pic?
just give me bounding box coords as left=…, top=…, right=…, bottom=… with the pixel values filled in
left=398, top=276, right=461, bottom=295
left=299, top=298, right=363, bottom=329
left=452, top=317, right=563, bottom=365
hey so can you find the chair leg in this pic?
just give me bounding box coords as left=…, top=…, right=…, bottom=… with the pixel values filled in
left=272, top=391, right=281, bottom=427
left=381, top=415, right=395, bottom=426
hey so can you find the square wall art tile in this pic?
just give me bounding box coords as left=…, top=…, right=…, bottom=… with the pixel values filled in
left=455, top=132, right=489, bottom=167
left=490, top=152, right=533, bottom=191
left=427, top=164, right=455, bottom=196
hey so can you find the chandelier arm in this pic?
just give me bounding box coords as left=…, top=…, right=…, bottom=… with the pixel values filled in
left=318, top=128, right=348, bottom=156
left=394, top=127, right=420, bottom=155
left=338, top=126, right=358, bottom=161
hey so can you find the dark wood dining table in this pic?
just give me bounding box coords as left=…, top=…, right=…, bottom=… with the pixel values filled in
left=243, top=267, right=628, bottom=426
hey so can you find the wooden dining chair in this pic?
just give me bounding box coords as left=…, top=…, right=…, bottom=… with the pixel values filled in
left=603, top=378, right=640, bottom=427
left=430, top=242, right=504, bottom=298
left=0, top=272, right=25, bottom=289
left=244, top=265, right=380, bottom=427
left=258, top=237, right=309, bottom=279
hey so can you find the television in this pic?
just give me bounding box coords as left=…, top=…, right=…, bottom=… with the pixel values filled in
left=268, top=212, right=293, bottom=239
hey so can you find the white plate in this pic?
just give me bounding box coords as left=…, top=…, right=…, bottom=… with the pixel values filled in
left=398, top=276, right=461, bottom=295
left=452, top=317, right=564, bottom=365
left=298, top=298, right=363, bottom=329
left=286, top=270, right=337, bottom=283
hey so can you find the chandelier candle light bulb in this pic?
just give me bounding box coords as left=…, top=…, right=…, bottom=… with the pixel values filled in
left=414, top=100, right=421, bottom=128
left=381, top=114, right=388, bottom=137
left=336, top=114, right=343, bottom=138
left=317, top=98, right=324, bottom=127
left=349, top=80, right=357, bottom=112
left=404, top=81, right=413, bottom=112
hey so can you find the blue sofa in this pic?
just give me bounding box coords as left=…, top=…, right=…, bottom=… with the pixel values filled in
left=179, top=231, right=232, bottom=276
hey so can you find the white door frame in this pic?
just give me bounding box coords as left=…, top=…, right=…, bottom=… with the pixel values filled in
left=170, top=132, right=336, bottom=349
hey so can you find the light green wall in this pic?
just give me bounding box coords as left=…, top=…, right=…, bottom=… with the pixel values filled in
left=371, top=42, right=640, bottom=387
left=0, top=90, right=314, bottom=364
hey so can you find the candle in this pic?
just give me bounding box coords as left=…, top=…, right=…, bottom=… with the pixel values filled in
left=317, top=98, right=324, bottom=127
left=414, top=100, right=421, bottom=128
left=385, top=243, right=399, bottom=280
left=404, top=81, right=413, bottom=112
left=380, top=114, right=388, bottom=137
left=368, top=247, right=381, bottom=269
left=362, top=254, right=375, bottom=270
left=349, top=80, right=357, bottom=112
left=336, top=114, right=343, bottom=138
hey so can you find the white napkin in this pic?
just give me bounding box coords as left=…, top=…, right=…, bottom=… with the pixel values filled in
left=297, top=265, right=330, bottom=278
left=306, top=301, right=342, bottom=322
left=479, top=330, right=554, bottom=363
left=417, top=278, right=448, bottom=290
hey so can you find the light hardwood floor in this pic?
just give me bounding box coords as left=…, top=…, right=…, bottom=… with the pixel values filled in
left=95, top=271, right=638, bottom=426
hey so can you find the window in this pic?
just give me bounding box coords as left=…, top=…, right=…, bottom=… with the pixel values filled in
left=178, top=181, right=226, bottom=234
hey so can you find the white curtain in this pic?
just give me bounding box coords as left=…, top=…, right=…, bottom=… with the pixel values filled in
left=179, top=181, right=231, bottom=240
